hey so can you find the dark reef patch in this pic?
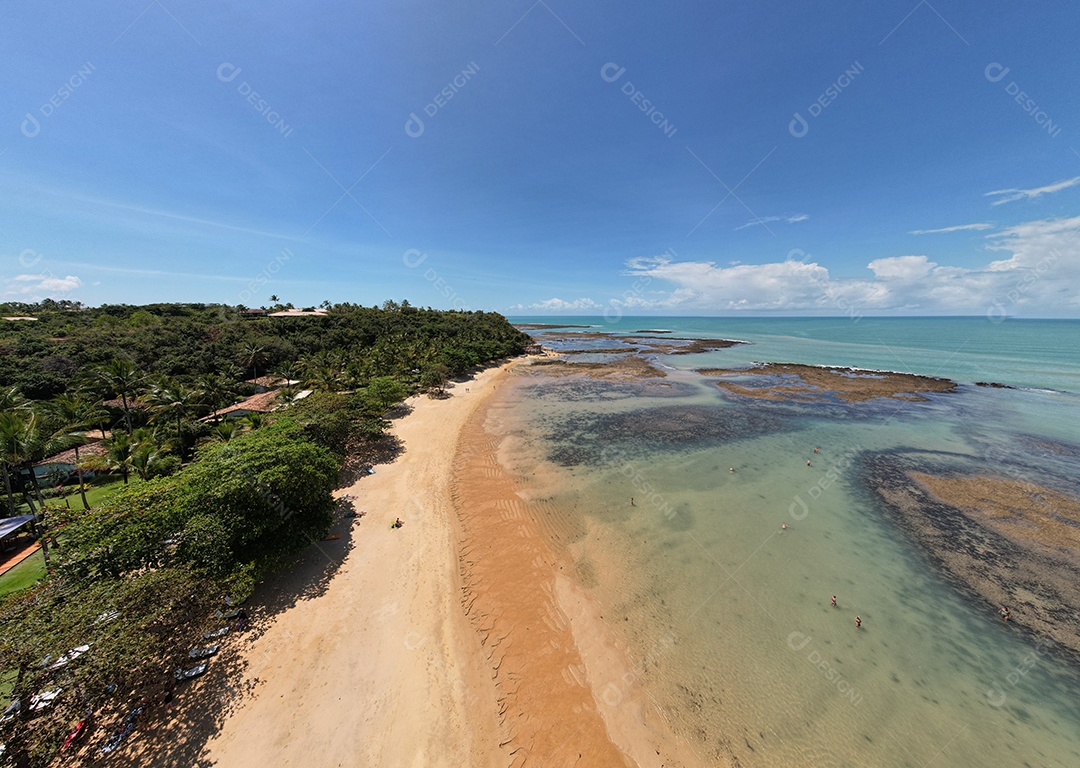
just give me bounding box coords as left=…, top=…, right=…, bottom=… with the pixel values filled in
left=858, top=447, right=1080, bottom=667
left=542, top=404, right=793, bottom=468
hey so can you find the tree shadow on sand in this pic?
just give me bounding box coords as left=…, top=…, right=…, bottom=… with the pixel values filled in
left=94, top=456, right=401, bottom=766
left=339, top=433, right=404, bottom=487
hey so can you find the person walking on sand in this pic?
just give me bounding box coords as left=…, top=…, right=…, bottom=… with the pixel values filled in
left=630, top=497, right=635, bottom=506
left=831, top=595, right=837, bottom=607
left=855, top=616, right=862, bottom=629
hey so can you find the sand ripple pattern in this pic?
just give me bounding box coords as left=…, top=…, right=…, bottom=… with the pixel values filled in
left=453, top=404, right=632, bottom=767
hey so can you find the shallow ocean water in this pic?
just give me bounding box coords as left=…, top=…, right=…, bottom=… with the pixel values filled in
left=502, top=317, right=1080, bottom=767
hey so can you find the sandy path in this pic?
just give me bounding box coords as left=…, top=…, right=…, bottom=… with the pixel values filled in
left=203, top=366, right=509, bottom=768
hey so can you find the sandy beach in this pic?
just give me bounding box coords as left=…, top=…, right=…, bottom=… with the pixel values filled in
left=198, top=359, right=697, bottom=767
left=202, top=365, right=507, bottom=767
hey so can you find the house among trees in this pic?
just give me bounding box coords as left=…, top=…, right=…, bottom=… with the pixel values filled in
left=201, top=390, right=282, bottom=421
left=269, top=308, right=329, bottom=317
left=240, top=308, right=269, bottom=317
left=33, top=436, right=109, bottom=481
left=244, top=375, right=296, bottom=393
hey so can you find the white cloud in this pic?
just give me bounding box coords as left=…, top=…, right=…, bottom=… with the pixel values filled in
left=867, top=255, right=936, bottom=280
left=610, top=215, right=1080, bottom=315
left=527, top=297, right=603, bottom=311
left=910, top=223, right=994, bottom=235
left=734, top=214, right=809, bottom=231
left=985, top=176, right=1080, bottom=206
left=986, top=215, right=1080, bottom=275
left=4, top=274, right=82, bottom=298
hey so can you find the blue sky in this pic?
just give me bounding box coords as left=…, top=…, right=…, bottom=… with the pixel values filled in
left=3, top=0, right=1078, bottom=316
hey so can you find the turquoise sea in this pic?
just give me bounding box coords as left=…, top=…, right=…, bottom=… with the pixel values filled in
left=503, top=316, right=1080, bottom=767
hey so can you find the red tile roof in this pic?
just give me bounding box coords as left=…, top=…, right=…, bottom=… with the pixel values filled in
left=203, top=390, right=282, bottom=420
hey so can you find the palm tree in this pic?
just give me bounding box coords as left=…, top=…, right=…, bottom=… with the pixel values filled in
left=95, top=432, right=136, bottom=484
left=241, top=411, right=268, bottom=430
left=0, top=411, right=30, bottom=517
left=0, top=408, right=50, bottom=565
left=93, top=359, right=143, bottom=434
left=129, top=437, right=171, bottom=481
left=273, top=361, right=299, bottom=385
left=196, top=373, right=238, bottom=424
left=0, top=389, right=33, bottom=516
left=139, top=378, right=199, bottom=461
left=306, top=365, right=343, bottom=393
left=241, top=343, right=268, bottom=383
left=45, top=394, right=108, bottom=510
left=207, top=420, right=241, bottom=444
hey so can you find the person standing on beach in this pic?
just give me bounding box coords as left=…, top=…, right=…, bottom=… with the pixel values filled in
left=630, top=497, right=635, bottom=506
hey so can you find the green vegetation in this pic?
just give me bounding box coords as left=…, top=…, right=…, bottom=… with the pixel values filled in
left=0, top=299, right=528, bottom=399
left=0, top=551, right=46, bottom=599
left=0, top=300, right=528, bottom=766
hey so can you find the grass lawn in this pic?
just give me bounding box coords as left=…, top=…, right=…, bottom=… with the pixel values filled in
left=8, top=474, right=127, bottom=516
left=80, top=476, right=128, bottom=508
left=0, top=476, right=126, bottom=598
left=0, top=549, right=46, bottom=599
left=0, top=669, right=15, bottom=702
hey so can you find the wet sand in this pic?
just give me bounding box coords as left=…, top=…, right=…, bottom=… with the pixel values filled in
left=202, top=365, right=510, bottom=768
left=197, top=359, right=700, bottom=768
left=452, top=374, right=703, bottom=767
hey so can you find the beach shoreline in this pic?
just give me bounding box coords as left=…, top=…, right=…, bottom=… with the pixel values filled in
left=196, top=358, right=696, bottom=767
left=200, top=363, right=511, bottom=767
left=452, top=369, right=703, bottom=767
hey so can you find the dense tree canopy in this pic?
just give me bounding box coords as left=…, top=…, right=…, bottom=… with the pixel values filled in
left=0, top=302, right=528, bottom=399
left=0, top=301, right=529, bottom=766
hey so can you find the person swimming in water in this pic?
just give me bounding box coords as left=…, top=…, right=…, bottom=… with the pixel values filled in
left=831, top=595, right=837, bottom=607
left=855, top=616, right=862, bottom=629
